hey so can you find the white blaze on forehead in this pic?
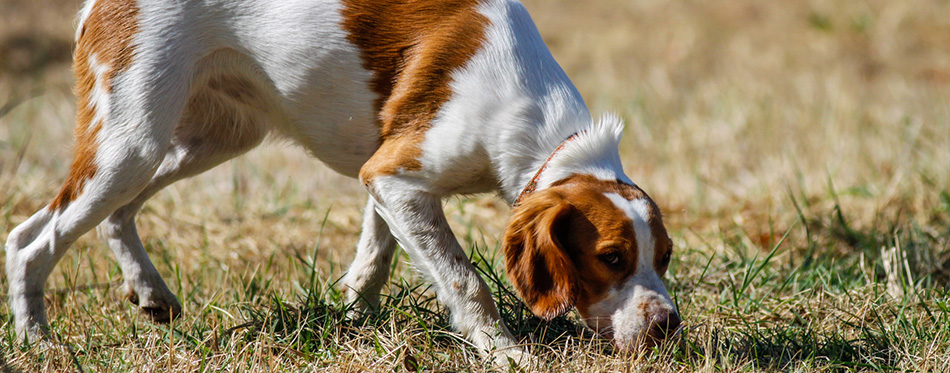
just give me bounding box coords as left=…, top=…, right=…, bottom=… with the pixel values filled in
left=604, top=193, right=655, bottom=270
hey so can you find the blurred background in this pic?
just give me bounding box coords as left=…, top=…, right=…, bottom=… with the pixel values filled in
left=2, top=0, right=948, bottom=287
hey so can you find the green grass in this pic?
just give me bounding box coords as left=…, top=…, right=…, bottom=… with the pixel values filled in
left=4, top=197, right=946, bottom=372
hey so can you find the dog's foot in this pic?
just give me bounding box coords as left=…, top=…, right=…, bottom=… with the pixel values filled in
left=341, top=285, right=382, bottom=318
left=14, top=320, right=50, bottom=345
left=122, top=279, right=182, bottom=323
left=491, top=345, right=538, bottom=369
left=9, top=289, right=53, bottom=344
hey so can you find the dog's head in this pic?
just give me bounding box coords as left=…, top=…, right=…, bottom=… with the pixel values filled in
left=503, top=174, right=679, bottom=350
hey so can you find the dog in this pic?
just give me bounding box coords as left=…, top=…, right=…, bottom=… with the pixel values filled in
left=4, top=0, right=680, bottom=362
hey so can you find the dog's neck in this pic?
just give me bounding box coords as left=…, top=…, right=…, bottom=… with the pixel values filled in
left=450, top=1, right=631, bottom=204
left=503, top=115, right=632, bottom=205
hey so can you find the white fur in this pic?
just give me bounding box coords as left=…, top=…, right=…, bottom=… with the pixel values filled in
left=537, top=113, right=633, bottom=190
left=5, top=0, right=663, bottom=364
left=421, top=0, right=593, bottom=201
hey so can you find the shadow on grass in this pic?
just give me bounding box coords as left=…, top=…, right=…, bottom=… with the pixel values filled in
left=0, top=352, right=20, bottom=373
left=228, top=270, right=918, bottom=371
left=691, top=324, right=901, bottom=372
left=228, top=261, right=597, bottom=359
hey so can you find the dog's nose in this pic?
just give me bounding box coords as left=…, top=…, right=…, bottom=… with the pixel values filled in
left=650, top=311, right=681, bottom=339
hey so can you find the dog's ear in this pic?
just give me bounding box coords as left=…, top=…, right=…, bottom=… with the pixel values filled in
left=503, top=190, right=579, bottom=320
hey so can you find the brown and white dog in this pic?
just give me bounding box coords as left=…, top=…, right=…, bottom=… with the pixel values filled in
left=4, top=0, right=679, bottom=362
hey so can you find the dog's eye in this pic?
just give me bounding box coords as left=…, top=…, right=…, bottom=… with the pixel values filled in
left=661, top=249, right=672, bottom=266
left=599, top=252, right=621, bottom=266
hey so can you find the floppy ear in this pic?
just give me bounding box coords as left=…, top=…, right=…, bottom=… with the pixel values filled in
left=502, top=191, right=579, bottom=320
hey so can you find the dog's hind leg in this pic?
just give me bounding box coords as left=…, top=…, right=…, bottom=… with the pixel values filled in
left=341, top=198, right=398, bottom=312
left=2, top=2, right=214, bottom=338
left=5, top=66, right=192, bottom=342
left=99, top=69, right=269, bottom=323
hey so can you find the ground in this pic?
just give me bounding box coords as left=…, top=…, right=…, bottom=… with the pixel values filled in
left=1, top=0, right=948, bottom=371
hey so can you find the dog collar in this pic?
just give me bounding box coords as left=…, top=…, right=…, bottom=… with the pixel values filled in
left=512, top=133, right=579, bottom=208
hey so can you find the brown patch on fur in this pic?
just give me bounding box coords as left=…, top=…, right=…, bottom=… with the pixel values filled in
left=502, top=174, right=671, bottom=319
left=50, top=0, right=140, bottom=210
left=637, top=301, right=650, bottom=314
left=340, top=0, right=489, bottom=181
left=552, top=174, right=672, bottom=275
left=654, top=232, right=674, bottom=275
left=502, top=192, right=579, bottom=320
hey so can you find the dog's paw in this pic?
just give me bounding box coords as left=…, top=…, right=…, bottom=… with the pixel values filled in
left=341, top=286, right=382, bottom=318
left=15, top=322, right=51, bottom=346
left=491, top=345, right=539, bottom=370
left=123, top=280, right=182, bottom=323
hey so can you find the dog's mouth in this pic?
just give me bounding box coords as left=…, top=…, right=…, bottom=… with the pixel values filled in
left=582, top=312, right=683, bottom=351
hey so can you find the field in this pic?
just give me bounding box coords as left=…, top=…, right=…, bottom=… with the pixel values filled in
left=2, top=0, right=949, bottom=371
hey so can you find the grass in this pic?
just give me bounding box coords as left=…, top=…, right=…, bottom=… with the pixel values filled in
left=1, top=0, right=949, bottom=371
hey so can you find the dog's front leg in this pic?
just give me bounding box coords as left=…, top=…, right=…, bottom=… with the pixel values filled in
left=363, top=174, right=531, bottom=365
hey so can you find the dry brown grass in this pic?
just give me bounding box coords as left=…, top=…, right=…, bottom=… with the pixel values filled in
left=1, top=0, right=949, bottom=371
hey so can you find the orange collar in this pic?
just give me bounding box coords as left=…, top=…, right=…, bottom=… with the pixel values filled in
left=512, top=133, right=579, bottom=208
